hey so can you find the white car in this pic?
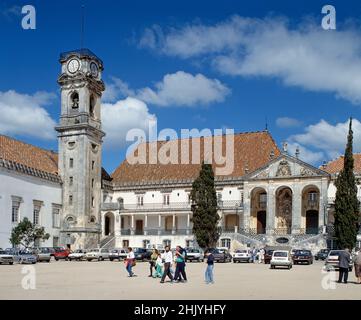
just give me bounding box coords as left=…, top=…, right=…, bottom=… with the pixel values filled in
left=86, top=248, right=110, bottom=261
left=68, top=249, right=87, bottom=261
left=270, top=250, right=292, bottom=269
left=233, top=249, right=252, bottom=263
left=0, top=250, right=14, bottom=265
left=185, top=248, right=204, bottom=262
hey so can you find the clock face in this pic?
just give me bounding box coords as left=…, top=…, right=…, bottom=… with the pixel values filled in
left=90, top=62, right=99, bottom=77
left=67, top=59, right=80, bottom=74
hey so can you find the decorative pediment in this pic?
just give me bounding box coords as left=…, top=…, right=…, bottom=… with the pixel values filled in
left=246, top=153, right=329, bottom=180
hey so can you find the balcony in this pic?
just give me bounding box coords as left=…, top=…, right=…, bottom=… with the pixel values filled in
left=217, top=200, right=244, bottom=210
left=101, top=203, right=122, bottom=211
left=119, top=228, right=191, bottom=236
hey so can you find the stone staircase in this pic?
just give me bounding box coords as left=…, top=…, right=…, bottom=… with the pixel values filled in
left=100, top=233, right=115, bottom=249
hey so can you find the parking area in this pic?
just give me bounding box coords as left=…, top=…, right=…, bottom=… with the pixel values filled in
left=0, top=259, right=360, bottom=300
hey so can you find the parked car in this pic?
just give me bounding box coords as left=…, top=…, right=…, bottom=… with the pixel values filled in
left=325, top=250, right=353, bottom=271
left=133, top=248, right=151, bottom=261
left=13, top=251, right=37, bottom=264
left=109, top=248, right=128, bottom=261
left=54, top=248, right=70, bottom=261
left=34, top=248, right=52, bottom=263
left=0, top=250, right=14, bottom=265
left=68, top=249, right=87, bottom=261
left=270, top=250, right=292, bottom=269
left=209, top=248, right=232, bottom=263
left=185, top=248, right=203, bottom=262
left=233, top=249, right=252, bottom=263
left=315, top=249, right=330, bottom=261
left=292, top=249, right=314, bottom=265
left=86, top=248, right=110, bottom=261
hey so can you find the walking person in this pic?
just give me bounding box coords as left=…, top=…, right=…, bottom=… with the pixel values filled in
left=149, top=248, right=158, bottom=277
left=174, top=246, right=187, bottom=283
left=205, top=249, right=214, bottom=284
left=337, top=248, right=351, bottom=284
left=353, top=249, right=361, bottom=284
left=160, top=246, right=174, bottom=283
left=125, top=247, right=136, bottom=277
left=259, top=248, right=265, bottom=264
left=153, top=251, right=163, bottom=278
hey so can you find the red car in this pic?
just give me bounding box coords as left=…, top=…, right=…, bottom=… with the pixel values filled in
left=54, top=247, right=70, bottom=261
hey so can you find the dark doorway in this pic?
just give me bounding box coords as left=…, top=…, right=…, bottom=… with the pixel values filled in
left=257, top=211, right=266, bottom=234
left=105, top=216, right=110, bottom=236
left=306, top=210, right=319, bottom=234
left=136, top=220, right=143, bottom=235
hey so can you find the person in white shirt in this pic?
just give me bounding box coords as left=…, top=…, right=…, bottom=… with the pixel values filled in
left=160, top=246, right=174, bottom=283
left=125, top=247, right=136, bottom=277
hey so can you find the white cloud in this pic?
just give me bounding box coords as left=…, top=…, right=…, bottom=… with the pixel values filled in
left=0, top=90, right=56, bottom=140
left=104, top=71, right=230, bottom=107
left=140, top=15, right=361, bottom=104
left=285, top=118, right=361, bottom=165
left=276, top=117, right=302, bottom=128
left=102, top=97, right=157, bottom=150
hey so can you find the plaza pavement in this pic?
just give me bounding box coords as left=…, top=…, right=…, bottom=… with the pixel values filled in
left=0, top=260, right=360, bottom=300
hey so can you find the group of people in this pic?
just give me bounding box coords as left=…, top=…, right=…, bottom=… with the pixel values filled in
left=124, top=246, right=215, bottom=284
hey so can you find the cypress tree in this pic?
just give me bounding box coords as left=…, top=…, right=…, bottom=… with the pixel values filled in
left=190, top=162, right=220, bottom=249
left=334, top=118, right=360, bottom=250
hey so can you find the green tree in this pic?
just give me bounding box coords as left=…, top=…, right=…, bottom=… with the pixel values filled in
left=190, top=162, right=220, bottom=249
left=334, top=118, right=360, bottom=250
left=10, top=217, right=50, bottom=249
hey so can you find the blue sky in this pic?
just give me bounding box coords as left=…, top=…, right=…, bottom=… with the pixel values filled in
left=1, top=0, right=361, bottom=173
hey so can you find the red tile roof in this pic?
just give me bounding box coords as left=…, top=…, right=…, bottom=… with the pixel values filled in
left=111, top=131, right=280, bottom=184
left=322, top=154, right=361, bottom=174
left=0, top=135, right=58, bottom=175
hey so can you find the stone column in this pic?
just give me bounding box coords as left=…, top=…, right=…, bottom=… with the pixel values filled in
left=187, top=213, right=191, bottom=235
left=131, top=214, right=135, bottom=235
left=172, top=214, right=176, bottom=235
left=243, top=185, right=251, bottom=231
left=319, top=179, right=329, bottom=231
left=292, top=182, right=301, bottom=234
left=266, top=184, right=275, bottom=235
left=158, top=214, right=162, bottom=236
left=144, top=214, right=148, bottom=236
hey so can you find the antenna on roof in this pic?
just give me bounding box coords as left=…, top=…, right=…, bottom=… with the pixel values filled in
left=265, top=117, right=268, bottom=132
left=80, top=2, right=85, bottom=49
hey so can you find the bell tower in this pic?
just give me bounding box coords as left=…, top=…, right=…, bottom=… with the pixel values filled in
left=55, top=49, right=105, bottom=249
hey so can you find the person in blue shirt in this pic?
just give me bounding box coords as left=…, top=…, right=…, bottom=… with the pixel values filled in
left=205, top=250, right=214, bottom=284
left=174, top=246, right=187, bottom=283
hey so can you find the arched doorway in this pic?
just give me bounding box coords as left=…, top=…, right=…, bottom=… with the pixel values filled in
left=302, top=186, right=320, bottom=234
left=257, top=211, right=266, bottom=234
left=276, top=187, right=293, bottom=234
left=104, top=212, right=115, bottom=236
left=306, top=210, right=319, bottom=234
left=250, top=187, right=267, bottom=234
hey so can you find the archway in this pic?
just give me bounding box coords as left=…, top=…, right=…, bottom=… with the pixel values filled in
left=250, top=187, right=267, bottom=234
left=257, top=211, right=266, bottom=234
left=306, top=210, right=319, bottom=234
left=104, top=212, right=115, bottom=236
left=276, top=187, right=293, bottom=234
left=302, top=186, right=320, bottom=234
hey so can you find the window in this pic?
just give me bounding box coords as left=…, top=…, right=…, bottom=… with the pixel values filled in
left=92, top=161, right=95, bottom=170
left=143, top=240, right=150, bottom=249
left=53, top=237, right=59, bottom=247
left=259, top=193, right=267, bottom=208
left=69, top=195, right=73, bottom=205
left=52, top=205, right=61, bottom=228
left=33, top=206, right=40, bottom=225
left=188, top=194, right=191, bottom=204
left=163, top=194, right=170, bottom=205
left=69, top=158, right=74, bottom=168
left=220, top=238, right=231, bottom=249
left=137, top=196, right=144, bottom=206
left=92, top=197, right=95, bottom=208
left=186, top=240, right=194, bottom=248
left=89, top=95, right=95, bottom=117
left=11, top=196, right=22, bottom=223
left=163, top=239, right=171, bottom=248
left=308, top=192, right=318, bottom=202
left=91, top=179, right=94, bottom=188
left=70, top=91, right=79, bottom=109
left=69, top=177, right=73, bottom=186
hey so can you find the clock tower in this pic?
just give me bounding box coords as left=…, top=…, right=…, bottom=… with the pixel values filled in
left=55, top=49, right=105, bottom=249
